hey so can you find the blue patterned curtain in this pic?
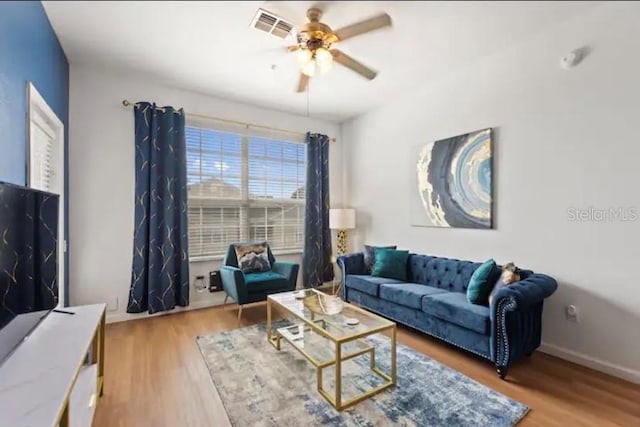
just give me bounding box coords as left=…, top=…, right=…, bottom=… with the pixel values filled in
left=127, top=102, right=189, bottom=314
left=303, top=132, right=334, bottom=288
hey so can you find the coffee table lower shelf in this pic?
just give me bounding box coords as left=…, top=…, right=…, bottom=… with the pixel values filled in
left=267, top=321, right=396, bottom=411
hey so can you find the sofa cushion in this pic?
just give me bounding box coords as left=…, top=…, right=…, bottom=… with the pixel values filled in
left=345, top=275, right=403, bottom=297
left=407, top=254, right=481, bottom=293
left=244, top=271, right=289, bottom=293
left=379, top=283, right=447, bottom=310
left=422, top=292, right=490, bottom=335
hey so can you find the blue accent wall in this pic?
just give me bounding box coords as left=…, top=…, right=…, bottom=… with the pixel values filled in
left=0, top=1, right=70, bottom=304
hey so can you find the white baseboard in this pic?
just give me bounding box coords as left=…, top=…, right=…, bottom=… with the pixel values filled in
left=106, top=300, right=225, bottom=324
left=538, top=342, right=640, bottom=384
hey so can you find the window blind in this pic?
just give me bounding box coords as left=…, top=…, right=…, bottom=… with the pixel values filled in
left=29, top=122, right=56, bottom=192
left=186, top=123, right=306, bottom=259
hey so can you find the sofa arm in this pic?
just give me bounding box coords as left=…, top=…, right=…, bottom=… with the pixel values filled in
left=220, top=266, right=248, bottom=304
left=337, top=252, right=365, bottom=276
left=272, top=262, right=299, bottom=291
left=338, top=253, right=365, bottom=300
left=491, top=274, right=558, bottom=312
left=491, top=274, right=558, bottom=369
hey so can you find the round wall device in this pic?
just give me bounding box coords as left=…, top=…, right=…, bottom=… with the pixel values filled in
left=561, top=49, right=584, bottom=69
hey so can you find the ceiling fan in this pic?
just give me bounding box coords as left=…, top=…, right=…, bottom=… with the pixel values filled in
left=287, top=7, right=392, bottom=92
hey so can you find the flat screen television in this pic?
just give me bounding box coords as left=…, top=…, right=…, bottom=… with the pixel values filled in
left=0, top=181, right=59, bottom=365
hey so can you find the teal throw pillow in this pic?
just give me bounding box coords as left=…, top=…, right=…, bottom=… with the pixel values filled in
left=467, top=259, right=500, bottom=305
left=371, top=249, right=409, bottom=281
left=363, top=244, right=397, bottom=274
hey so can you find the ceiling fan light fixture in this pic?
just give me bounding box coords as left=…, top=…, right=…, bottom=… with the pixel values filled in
left=315, top=47, right=333, bottom=72
left=294, top=48, right=312, bottom=66
left=295, top=47, right=333, bottom=76
left=289, top=7, right=391, bottom=92
left=317, top=60, right=332, bottom=74
left=301, top=60, right=316, bottom=77
left=315, top=48, right=332, bottom=62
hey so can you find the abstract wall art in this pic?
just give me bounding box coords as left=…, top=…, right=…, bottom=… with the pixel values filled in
left=410, top=128, right=493, bottom=229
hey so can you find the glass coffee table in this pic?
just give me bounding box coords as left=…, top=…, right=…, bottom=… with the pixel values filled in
left=266, top=289, right=397, bottom=411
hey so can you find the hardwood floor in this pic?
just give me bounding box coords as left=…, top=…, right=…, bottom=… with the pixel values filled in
left=94, top=303, right=640, bottom=427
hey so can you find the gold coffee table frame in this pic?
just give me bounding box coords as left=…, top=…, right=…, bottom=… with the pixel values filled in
left=266, top=291, right=397, bottom=411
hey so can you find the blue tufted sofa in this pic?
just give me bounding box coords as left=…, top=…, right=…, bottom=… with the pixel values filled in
left=338, top=252, right=558, bottom=379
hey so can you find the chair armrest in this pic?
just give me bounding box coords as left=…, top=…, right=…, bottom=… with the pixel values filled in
left=337, top=252, right=365, bottom=276
left=490, top=273, right=558, bottom=367
left=272, top=262, right=299, bottom=290
left=220, top=266, right=248, bottom=304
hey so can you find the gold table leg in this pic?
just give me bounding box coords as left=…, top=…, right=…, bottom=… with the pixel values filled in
left=266, top=299, right=281, bottom=350
left=91, top=310, right=106, bottom=397
left=335, top=340, right=342, bottom=410
left=328, top=326, right=397, bottom=411
left=266, top=299, right=271, bottom=341
left=99, top=311, right=105, bottom=396
left=391, top=325, right=397, bottom=386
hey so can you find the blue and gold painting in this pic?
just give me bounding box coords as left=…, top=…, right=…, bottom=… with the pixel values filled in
left=410, top=128, right=493, bottom=229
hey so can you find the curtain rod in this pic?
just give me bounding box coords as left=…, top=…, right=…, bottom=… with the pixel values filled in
left=121, top=100, right=335, bottom=142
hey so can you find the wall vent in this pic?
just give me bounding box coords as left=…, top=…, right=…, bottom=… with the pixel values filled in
left=251, top=9, right=294, bottom=40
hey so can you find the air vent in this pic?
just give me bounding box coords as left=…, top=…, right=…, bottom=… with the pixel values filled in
left=251, top=9, right=294, bottom=40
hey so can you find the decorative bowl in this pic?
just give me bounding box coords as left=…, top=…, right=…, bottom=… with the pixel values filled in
left=303, top=290, right=344, bottom=315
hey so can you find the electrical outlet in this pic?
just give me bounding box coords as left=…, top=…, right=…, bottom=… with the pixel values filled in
left=565, top=304, right=579, bottom=322
left=194, top=275, right=207, bottom=292
left=106, top=296, right=119, bottom=312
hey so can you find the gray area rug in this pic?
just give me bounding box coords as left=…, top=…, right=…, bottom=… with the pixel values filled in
left=196, top=321, right=528, bottom=426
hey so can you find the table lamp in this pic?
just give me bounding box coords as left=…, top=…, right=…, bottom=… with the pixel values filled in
left=329, top=208, right=356, bottom=256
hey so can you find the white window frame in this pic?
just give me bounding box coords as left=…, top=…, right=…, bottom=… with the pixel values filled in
left=27, top=82, right=66, bottom=307
left=186, top=119, right=306, bottom=262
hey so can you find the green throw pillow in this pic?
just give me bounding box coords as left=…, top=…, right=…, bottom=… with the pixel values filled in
left=371, top=249, right=409, bottom=281
left=467, top=259, right=499, bottom=305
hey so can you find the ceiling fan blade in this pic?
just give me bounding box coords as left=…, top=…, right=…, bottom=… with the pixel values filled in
left=296, top=73, right=309, bottom=93
left=331, top=49, right=377, bottom=80
left=334, top=13, right=391, bottom=42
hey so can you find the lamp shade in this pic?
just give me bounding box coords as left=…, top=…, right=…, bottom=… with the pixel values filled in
left=329, top=209, right=356, bottom=230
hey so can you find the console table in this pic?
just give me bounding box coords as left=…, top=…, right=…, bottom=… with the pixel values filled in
left=0, top=304, right=106, bottom=427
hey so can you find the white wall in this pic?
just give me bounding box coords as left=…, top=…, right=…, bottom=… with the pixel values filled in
left=69, top=65, right=341, bottom=323
left=341, top=2, right=640, bottom=381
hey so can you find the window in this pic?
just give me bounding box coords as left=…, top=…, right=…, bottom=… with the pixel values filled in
left=27, top=82, right=66, bottom=307
left=186, top=123, right=306, bottom=260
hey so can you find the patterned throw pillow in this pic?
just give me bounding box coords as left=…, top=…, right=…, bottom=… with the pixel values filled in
left=234, top=242, right=271, bottom=274
left=488, top=263, right=521, bottom=305
left=363, top=245, right=397, bottom=274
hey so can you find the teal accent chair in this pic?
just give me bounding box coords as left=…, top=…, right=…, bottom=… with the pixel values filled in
left=221, top=244, right=299, bottom=319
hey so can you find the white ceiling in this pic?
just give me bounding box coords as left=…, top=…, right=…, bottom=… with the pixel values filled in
left=43, top=1, right=600, bottom=121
